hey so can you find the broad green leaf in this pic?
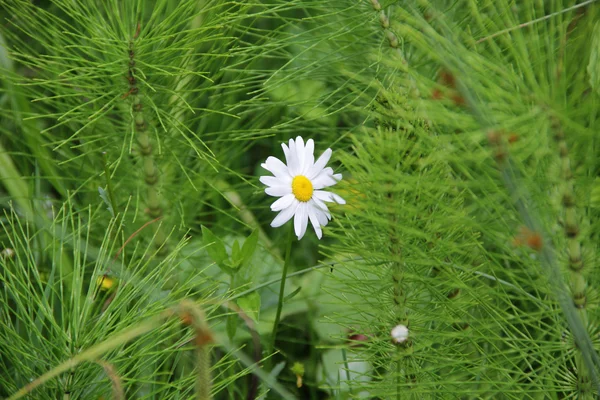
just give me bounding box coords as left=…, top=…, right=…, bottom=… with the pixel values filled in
left=238, top=292, right=261, bottom=323
left=231, top=239, right=242, bottom=269
left=241, top=230, right=259, bottom=266
left=201, top=226, right=231, bottom=274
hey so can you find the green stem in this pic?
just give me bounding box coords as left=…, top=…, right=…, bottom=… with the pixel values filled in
left=196, top=344, right=211, bottom=400
left=0, top=144, right=74, bottom=283
left=341, top=348, right=351, bottom=386
left=396, top=352, right=401, bottom=400
left=7, top=311, right=168, bottom=400
left=102, top=152, right=117, bottom=217
left=432, top=24, right=600, bottom=388
left=228, top=257, right=363, bottom=303
left=552, top=119, right=592, bottom=397
left=128, top=38, right=167, bottom=253
left=0, top=141, right=34, bottom=218
left=267, top=224, right=294, bottom=362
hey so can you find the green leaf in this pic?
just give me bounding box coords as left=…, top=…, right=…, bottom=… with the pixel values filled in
left=240, top=230, right=259, bottom=266
left=283, top=286, right=302, bottom=303
left=201, top=226, right=231, bottom=273
left=238, top=292, right=261, bottom=323
left=98, top=187, right=115, bottom=217
left=226, top=312, right=238, bottom=341
left=231, top=239, right=242, bottom=268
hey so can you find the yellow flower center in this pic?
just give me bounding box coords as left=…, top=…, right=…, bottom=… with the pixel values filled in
left=292, top=175, right=313, bottom=202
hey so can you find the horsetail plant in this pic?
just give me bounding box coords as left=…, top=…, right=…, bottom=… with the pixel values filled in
left=1, top=0, right=600, bottom=398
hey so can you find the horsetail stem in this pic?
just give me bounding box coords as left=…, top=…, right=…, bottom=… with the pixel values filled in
left=551, top=117, right=592, bottom=396
left=127, top=31, right=167, bottom=252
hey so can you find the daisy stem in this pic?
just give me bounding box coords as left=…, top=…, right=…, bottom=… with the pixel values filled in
left=267, top=224, right=294, bottom=364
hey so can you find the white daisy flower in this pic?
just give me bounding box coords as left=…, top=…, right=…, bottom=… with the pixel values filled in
left=260, top=136, right=346, bottom=240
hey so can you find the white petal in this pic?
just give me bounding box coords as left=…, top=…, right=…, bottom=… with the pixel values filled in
left=302, top=139, right=314, bottom=175
left=312, top=172, right=340, bottom=189
left=329, top=193, right=346, bottom=204
left=282, top=143, right=291, bottom=165
left=307, top=205, right=322, bottom=239
left=265, top=186, right=292, bottom=197
left=271, top=200, right=299, bottom=227
left=313, top=190, right=346, bottom=204
left=260, top=176, right=287, bottom=187
left=309, top=199, right=330, bottom=223
left=295, top=136, right=305, bottom=172
left=262, top=156, right=290, bottom=180
left=315, top=206, right=330, bottom=225
left=285, top=140, right=300, bottom=176
left=270, top=194, right=295, bottom=211
left=311, top=197, right=330, bottom=213
left=308, top=148, right=332, bottom=179
left=294, top=202, right=309, bottom=240
left=320, top=167, right=342, bottom=181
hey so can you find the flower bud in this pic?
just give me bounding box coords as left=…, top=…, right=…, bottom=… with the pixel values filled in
left=391, top=324, right=409, bottom=343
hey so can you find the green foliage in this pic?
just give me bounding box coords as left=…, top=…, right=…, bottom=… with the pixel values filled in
left=1, top=0, right=600, bottom=398
left=202, top=225, right=231, bottom=273
left=589, top=21, right=600, bottom=95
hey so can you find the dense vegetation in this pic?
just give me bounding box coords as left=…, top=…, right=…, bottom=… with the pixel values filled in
left=1, top=0, right=599, bottom=398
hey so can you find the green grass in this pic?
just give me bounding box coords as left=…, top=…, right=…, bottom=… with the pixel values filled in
left=1, top=0, right=599, bottom=398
